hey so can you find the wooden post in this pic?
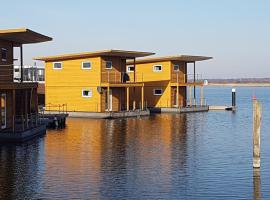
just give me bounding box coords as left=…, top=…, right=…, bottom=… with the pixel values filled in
left=253, top=100, right=262, bottom=168
left=107, top=86, right=110, bottom=111
left=126, top=87, right=130, bottom=111
left=200, top=86, right=204, bottom=106
left=0, top=93, right=2, bottom=131
left=189, top=86, right=192, bottom=106
left=176, top=73, right=179, bottom=108
left=141, top=85, right=144, bottom=110
left=193, top=62, right=196, bottom=99
left=20, top=45, right=23, bottom=82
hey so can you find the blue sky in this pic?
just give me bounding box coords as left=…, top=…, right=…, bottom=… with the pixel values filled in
left=1, top=0, right=270, bottom=78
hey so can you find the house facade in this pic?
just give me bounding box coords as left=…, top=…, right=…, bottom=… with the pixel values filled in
left=0, top=28, right=51, bottom=136
left=127, top=55, right=212, bottom=109
left=34, top=50, right=154, bottom=113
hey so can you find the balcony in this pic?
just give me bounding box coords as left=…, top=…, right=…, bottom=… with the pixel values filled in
left=171, top=72, right=203, bottom=85
left=13, top=66, right=45, bottom=83
left=101, top=72, right=144, bottom=84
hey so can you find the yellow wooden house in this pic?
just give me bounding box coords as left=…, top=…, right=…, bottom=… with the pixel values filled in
left=34, top=50, right=154, bottom=113
left=126, top=55, right=212, bottom=109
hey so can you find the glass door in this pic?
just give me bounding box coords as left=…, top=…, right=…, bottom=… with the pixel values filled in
left=1, top=94, right=6, bottom=129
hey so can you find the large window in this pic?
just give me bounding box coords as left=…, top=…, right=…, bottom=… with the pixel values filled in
left=153, top=89, right=163, bottom=96
left=82, top=89, right=92, bottom=98
left=153, top=65, right=162, bottom=72
left=1, top=94, right=6, bottom=129
left=105, top=61, right=112, bottom=69
left=1, top=48, right=7, bottom=61
left=53, top=62, right=62, bottom=70
left=82, top=61, right=92, bottom=69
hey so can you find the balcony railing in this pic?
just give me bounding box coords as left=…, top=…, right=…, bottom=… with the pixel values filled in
left=101, top=72, right=144, bottom=84
left=171, top=73, right=203, bottom=84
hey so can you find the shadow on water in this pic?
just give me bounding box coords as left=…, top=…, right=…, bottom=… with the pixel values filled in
left=0, top=138, right=45, bottom=199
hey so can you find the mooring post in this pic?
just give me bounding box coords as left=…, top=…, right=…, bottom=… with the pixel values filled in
left=232, top=88, right=236, bottom=108
left=253, top=99, right=262, bottom=168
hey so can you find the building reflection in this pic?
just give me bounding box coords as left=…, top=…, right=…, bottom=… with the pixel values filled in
left=0, top=139, right=44, bottom=199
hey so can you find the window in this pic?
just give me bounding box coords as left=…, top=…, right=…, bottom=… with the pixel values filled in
left=105, top=61, right=112, bottom=69
left=82, top=89, right=92, bottom=98
left=82, top=61, right=92, bottom=69
left=173, top=65, right=180, bottom=71
left=127, top=65, right=134, bottom=72
left=53, top=62, right=62, bottom=69
left=153, top=89, right=163, bottom=96
left=1, top=48, right=7, bottom=61
left=153, top=65, right=162, bottom=72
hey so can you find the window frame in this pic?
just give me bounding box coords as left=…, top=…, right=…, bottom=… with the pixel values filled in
left=1, top=48, right=7, bottom=62
left=105, top=61, right=113, bottom=70
left=153, top=64, right=162, bottom=72
left=82, top=89, right=92, bottom=98
left=127, top=65, right=135, bottom=72
left=153, top=89, right=163, bottom=96
left=53, top=62, right=63, bottom=70
left=82, top=61, right=92, bottom=70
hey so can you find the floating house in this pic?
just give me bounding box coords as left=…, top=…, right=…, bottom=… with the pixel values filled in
left=34, top=50, right=154, bottom=117
left=126, top=55, right=212, bottom=112
left=0, top=28, right=52, bottom=141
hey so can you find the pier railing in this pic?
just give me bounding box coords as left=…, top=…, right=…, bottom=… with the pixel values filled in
left=43, top=104, right=68, bottom=114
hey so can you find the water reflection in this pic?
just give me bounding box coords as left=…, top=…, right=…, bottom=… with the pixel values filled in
left=0, top=109, right=267, bottom=199
left=253, top=168, right=261, bottom=200
left=0, top=139, right=44, bottom=199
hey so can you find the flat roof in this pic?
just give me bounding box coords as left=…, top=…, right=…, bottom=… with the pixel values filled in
left=129, top=55, right=213, bottom=64
left=34, top=50, right=155, bottom=62
left=0, top=28, right=52, bottom=46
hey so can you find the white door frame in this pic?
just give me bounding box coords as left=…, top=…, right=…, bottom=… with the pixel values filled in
left=1, top=93, right=7, bottom=129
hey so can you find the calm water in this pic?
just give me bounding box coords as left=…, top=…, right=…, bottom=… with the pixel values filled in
left=1, top=87, right=270, bottom=199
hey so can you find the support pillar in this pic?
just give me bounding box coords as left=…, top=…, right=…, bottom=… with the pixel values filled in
left=20, top=45, right=23, bottom=83
left=253, top=100, right=262, bottom=168
left=126, top=87, right=130, bottom=111
left=141, top=85, right=144, bottom=110
left=200, top=86, right=204, bottom=106
left=189, top=86, right=192, bottom=106
left=0, top=93, right=2, bottom=131
left=25, top=90, right=28, bottom=128
left=107, top=86, right=110, bottom=111
left=193, top=62, right=196, bottom=100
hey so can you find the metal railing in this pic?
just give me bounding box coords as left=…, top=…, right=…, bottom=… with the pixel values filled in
left=43, top=104, right=68, bottom=114
left=171, top=72, right=203, bottom=83
left=12, top=113, right=44, bottom=133
left=101, top=71, right=144, bottom=84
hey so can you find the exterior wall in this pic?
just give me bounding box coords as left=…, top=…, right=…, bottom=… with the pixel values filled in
left=128, top=61, right=171, bottom=82
left=0, top=39, right=14, bottom=83
left=170, top=61, right=186, bottom=83
left=45, top=57, right=102, bottom=112
left=129, top=81, right=171, bottom=108
left=101, top=56, right=126, bottom=83
left=171, top=86, right=186, bottom=107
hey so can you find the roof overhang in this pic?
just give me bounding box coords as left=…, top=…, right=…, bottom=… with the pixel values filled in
left=128, top=55, right=213, bottom=65
left=33, top=50, right=155, bottom=62
left=0, top=28, right=52, bottom=46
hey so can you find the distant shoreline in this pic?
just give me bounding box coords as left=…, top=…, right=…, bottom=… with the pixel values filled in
left=208, top=83, right=270, bottom=87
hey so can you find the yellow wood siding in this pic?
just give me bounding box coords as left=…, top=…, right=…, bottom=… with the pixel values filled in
left=45, top=57, right=102, bottom=112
